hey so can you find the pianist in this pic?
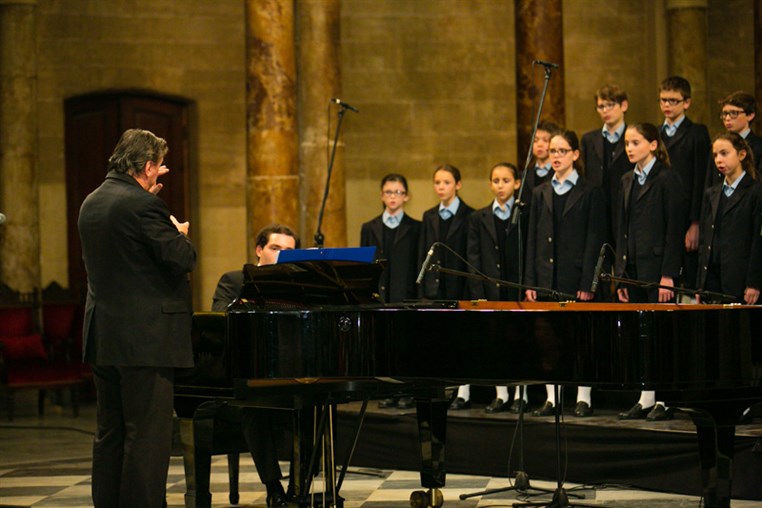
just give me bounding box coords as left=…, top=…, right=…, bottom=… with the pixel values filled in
left=212, top=223, right=299, bottom=508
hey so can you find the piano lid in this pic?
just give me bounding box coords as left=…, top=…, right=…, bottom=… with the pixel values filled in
left=238, top=257, right=383, bottom=306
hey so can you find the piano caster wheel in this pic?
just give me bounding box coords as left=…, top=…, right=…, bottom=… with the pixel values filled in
left=409, top=488, right=443, bottom=508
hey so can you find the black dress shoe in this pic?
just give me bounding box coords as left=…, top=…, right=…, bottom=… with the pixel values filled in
left=267, top=492, right=289, bottom=508
left=532, top=401, right=555, bottom=417
left=646, top=404, right=674, bottom=421
left=396, top=396, right=414, bottom=409
left=449, top=397, right=471, bottom=410
left=509, top=399, right=526, bottom=414
left=378, top=397, right=398, bottom=408
left=573, top=401, right=593, bottom=417
left=618, top=403, right=651, bottom=420
left=485, top=398, right=508, bottom=414
left=739, top=411, right=754, bottom=425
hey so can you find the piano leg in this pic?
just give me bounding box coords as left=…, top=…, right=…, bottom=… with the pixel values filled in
left=178, top=401, right=218, bottom=508
left=689, top=410, right=736, bottom=508
left=413, top=396, right=448, bottom=507
left=227, top=453, right=240, bottom=505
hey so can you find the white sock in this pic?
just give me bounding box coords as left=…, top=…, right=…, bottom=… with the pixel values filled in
left=456, top=384, right=470, bottom=401
left=496, top=386, right=509, bottom=401
left=656, top=400, right=668, bottom=410
left=545, top=384, right=556, bottom=406
left=637, top=391, right=656, bottom=408
left=577, top=386, right=591, bottom=406
left=513, top=385, right=528, bottom=402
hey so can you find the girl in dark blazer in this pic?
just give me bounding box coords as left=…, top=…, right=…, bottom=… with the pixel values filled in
left=697, top=132, right=762, bottom=304
left=361, top=173, right=421, bottom=410
left=360, top=173, right=421, bottom=304
left=524, top=130, right=607, bottom=418
left=616, top=123, right=685, bottom=421
left=418, top=164, right=475, bottom=410
left=465, top=162, right=529, bottom=413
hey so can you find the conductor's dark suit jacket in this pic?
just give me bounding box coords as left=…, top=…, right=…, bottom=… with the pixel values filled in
left=615, top=161, right=685, bottom=284
left=418, top=200, right=474, bottom=300
left=360, top=214, right=421, bottom=303
left=697, top=175, right=762, bottom=299
left=466, top=203, right=528, bottom=301
left=524, top=177, right=607, bottom=296
left=78, top=171, right=197, bottom=368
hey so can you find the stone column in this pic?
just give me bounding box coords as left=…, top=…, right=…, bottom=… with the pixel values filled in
left=296, top=0, right=345, bottom=248
left=665, top=0, right=708, bottom=124
left=754, top=0, right=762, bottom=101
left=244, top=0, right=299, bottom=262
left=514, top=0, right=565, bottom=166
left=0, top=0, right=39, bottom=295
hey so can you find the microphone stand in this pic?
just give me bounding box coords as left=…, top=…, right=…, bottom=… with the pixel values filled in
left=314, top=104, right=351, bottom=248
left=600, top=273, right=737, bottom=303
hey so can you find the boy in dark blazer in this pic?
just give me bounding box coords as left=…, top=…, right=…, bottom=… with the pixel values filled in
left=658, top=76, right=711, bottom=291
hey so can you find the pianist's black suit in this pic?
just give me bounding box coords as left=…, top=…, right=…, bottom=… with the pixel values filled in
left=212, top=272, right=285, bottom=487
left=696, top=175, right=762, bottom=300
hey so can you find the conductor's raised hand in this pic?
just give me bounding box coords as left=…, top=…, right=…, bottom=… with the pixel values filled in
left=149, top=165, right=170, bottom=195
left=170, top=214, right=189, bottom=235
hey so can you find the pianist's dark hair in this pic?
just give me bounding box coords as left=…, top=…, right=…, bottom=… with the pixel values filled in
left=107, top=128, right=168, bottom=176
left=713, top=131, right=756, bottom=180
left=255, top=224, right=301, bottom=250
left=380, top=173, right=409, bottom=192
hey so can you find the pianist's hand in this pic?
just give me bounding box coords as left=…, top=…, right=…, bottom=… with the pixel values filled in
left=744, top=287, right=760, bottom=305
left=658, top=276, right=674, bottom=303
left=617, top=288, right=629, bottom=303
left=577, top=290, right=593, bottom=301
left=525, top=289, right=537, bottom=302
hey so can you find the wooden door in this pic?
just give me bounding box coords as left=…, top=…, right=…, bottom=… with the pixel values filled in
left=64, top=93, right=190, bottom=301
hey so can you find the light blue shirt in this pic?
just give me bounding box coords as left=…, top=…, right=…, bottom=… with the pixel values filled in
left=662, top=115, right=685, bottom=138
left=551, top=169, right=579, bottom=195
left=740, top=127, right=751, bottom=140
left=382, top=210, right=404, bottom=229
left=535, top=163, right=551, bottom=178
left=602, top=122, right=625, bottom=144
left=723, top=171, right=746, bottom=197
left=634, top=157, right=657, bottom=185
left=439, top=196, right=460, bottom=220
left=492, top=197, right=515, bottom=220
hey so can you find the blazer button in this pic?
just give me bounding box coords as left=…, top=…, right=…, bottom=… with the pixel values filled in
left=623, top=255, right=627, bottom=262
left=549, top=258, right=554, bottom=264
left=703, top=266, right=708, bottom=271
left=496, top=263, right=501, bottom=269
left=624, top=234, right=628, bottom=239
left=547, top=237, right=552, bottom=242
left=707, top=245, right=712, bottom=250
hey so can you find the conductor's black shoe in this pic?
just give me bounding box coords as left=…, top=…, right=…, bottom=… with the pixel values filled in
left=378, top=398, right=398, bottom=408
left=532, top=401, right=555, bottom=417
left=449, top=397, right=471, bottom=410
left=739, top=411, right=754, bottom=425
left=573, top=401, right=593, bottom=417
left=485, top=398, right=508, bottom=414
left=396, top=396, right=415, bottom=409
left=509, top=399, right=527, bottom=414
left=618, top=403, right=651, bottom=420
left=646, top=404, right=674, bottom=421
left=267, top=492, right=289, bottom=508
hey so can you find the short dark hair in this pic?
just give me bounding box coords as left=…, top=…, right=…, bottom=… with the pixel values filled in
left=433, top=164, right=462, bottom=183
left=489, top=162, right=519, bottom=180
left=380, top=173, right=409, bottom=192
left=659, top=76, right=692, bottom=99
left=719, top=91, right=757, bottom=118
left=107, top=128, right=168, bottom=175
left=536, top=120, right=561, bottom=136
left=595, top=84, right=628, bottom=104
left=255, top=224, right=300, bottom=250
left=550, top=129, right=584, bottom=173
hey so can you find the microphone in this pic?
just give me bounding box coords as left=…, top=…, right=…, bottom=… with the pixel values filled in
left=330, top=98, right=359, bottom=113
left=0, top=212, right=6, bottom=225
left=590, top=244, right=607, bottom=294
left=416, top=244, right=436, bottom=284
left=533, top=59, right=559, bottom=69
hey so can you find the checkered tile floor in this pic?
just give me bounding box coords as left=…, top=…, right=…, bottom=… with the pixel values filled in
left=4, top=454, right=760, bottom=507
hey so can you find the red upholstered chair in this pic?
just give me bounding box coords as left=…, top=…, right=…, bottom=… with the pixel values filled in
left=0, top=284, right=87, bottom=420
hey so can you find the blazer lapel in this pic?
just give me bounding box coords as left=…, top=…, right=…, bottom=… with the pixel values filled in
left=593, top=134, right=604, bottom=165
left=636, top=164, right=662, bottom=202
left=723, top=176, right=752, bottom=215
left=563, top=184, right=583, bottom=216
left=610, top=129, right=626, bottom=164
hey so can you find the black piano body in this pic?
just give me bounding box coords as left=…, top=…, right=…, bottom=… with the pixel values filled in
left=176, top=260, right=762, bottom=508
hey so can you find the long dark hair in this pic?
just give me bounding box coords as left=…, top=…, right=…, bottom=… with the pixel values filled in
left=713, top=132, right=756, bottom=180
left=627, top=123, right=671, bottom=168
left=550, top=129, right=584, bottom=173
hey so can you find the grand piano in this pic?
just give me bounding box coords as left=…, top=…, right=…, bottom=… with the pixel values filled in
left=175, top=258, right=762, bottom=508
